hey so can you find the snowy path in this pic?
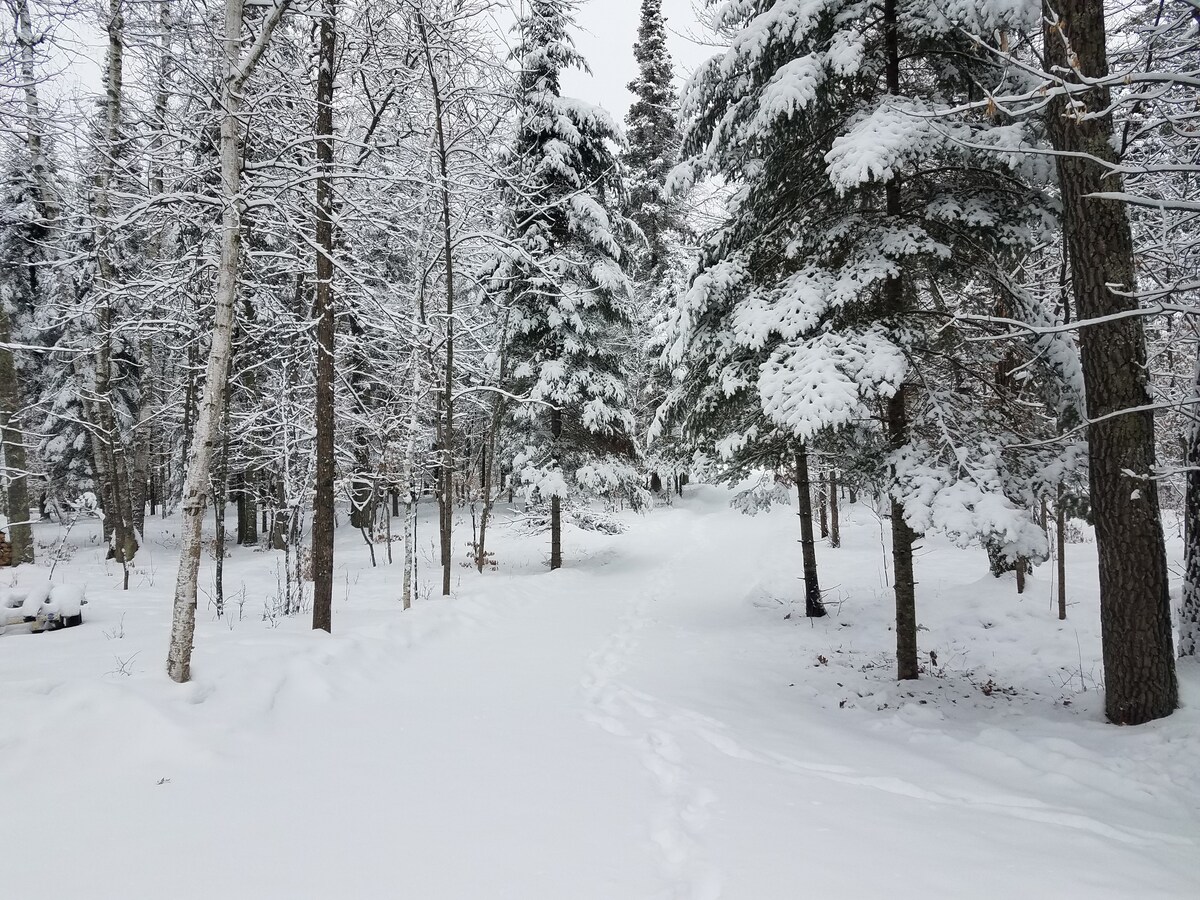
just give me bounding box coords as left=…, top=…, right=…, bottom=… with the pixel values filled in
left=3, top=489, right=1199, bottom=898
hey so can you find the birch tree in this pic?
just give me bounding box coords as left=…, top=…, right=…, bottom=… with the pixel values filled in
left=167, top=0, right=292, bottom=683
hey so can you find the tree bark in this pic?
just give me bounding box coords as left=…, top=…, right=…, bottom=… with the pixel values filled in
left=795, top=444, right=826, bottom=617
left=418, top=11, right=455, bottom=597
left=310, top=0, right=337, bottom=634
left=889, top=389, right=919, bottom=680
left=550, top=405, right=563, bottom=570
left=884, top=0, right=918, bottom=680
left=91, top=0, right=138, bottom=574
left=818, top=472, right=829, bottom=540
left=212, top=388, right=230, bottom=617
left=167, top=0, right=290, bottom=682
left=1057, top=485, right=1068, bottom=621
left=1044, top=0, right=1177, bottom=722
left=1181, top=353, right=1200, bottom=654
left=236, top=471, right=258, bottom=545
left=475, top=319, right=509, bottom=573
left=828, top=469, right=840, bottom=549
left=5, top=0, right=53, bottom=565
left=0, top=308, right=32, bottom=565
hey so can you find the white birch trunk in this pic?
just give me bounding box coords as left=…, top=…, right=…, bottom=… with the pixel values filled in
left=166, top=0, right=290, bottom=682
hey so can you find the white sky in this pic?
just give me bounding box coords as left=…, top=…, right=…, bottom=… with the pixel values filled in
left=562, top=0, right=711, bottom=123
left=49, top=0, right=715, bottom=125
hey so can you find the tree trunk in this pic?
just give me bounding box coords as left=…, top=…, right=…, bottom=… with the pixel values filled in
left=0, top=307, right=33, bottom=565
left=167, top=0, right=290, bottom=683
left=212, top=394, right=229, bottom=617
left=889, top=390, right=919, bottom=680
left=91, top=0, right=138, bottom=574
left=6, top=0, right=54, bottom=566
left=270, top=479, right=288, bottom=550
left=131, top=339, right=157, bottom=539
left=828, top=469, right=840, bottom=549
left=884, top=0, right=918, bottom=681
left=475, top=315, right=509, bottom=574
left=1044, top=0, right=1177, bottom=722
left=794, top=444, right=826, bottom=617
left=419, top=12, right=455, bottom=597
left=401, top=351, right=419, bottom=609
left=236, top=471, right=259, bottom=545
left=818, top=472, right=829, bottom=540
left=1057, top=485, right=1068, bottom=621
left=310, top=0, right=336, bottom=634
left=133, top=4, right=169, bottom=540
left=16, top=0, right=59, bottom=223
left=349, top=447, right=373, bottom=530
left=1181, top=353, right=1200, bottom=654
left=550, top=405, right=563, bottom=570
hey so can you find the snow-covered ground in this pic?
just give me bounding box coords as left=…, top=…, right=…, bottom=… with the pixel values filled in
left=3, top=487, right=1198, bottom=899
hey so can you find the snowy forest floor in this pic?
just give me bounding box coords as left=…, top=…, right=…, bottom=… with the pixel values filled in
left=3, top=485, right=1199, bottom=899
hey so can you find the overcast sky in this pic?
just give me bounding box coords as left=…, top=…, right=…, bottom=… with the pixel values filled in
left=54, top=0, right=715, bottom=125
left=561, top=0, right=711, bottom=124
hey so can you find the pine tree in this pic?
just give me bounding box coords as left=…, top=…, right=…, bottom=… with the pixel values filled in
left=491, top=0, right=641, bottom=569
left=624, top=0, right=684, bottom=279
left=1041, top=0, right=1177, bottom=723
left=662, top=0, right=1078, bottom=673
left=624, top=0, right=692, bottom=493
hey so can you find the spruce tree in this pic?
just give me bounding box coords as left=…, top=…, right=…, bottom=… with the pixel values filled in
left=491, top=0, right=640, bottom=569
left=624, top=0, right=692, bottom=493
left=624, top=0, right=684, bottom=279
left=661, top=0, right=1080, bottom=674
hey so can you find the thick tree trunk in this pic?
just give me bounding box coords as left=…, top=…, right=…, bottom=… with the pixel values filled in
left=1044, top=0, right=1177, bottom=722
left=235, top=471, right=258, bottom=545
left=270, top=479, right=288, bottom=550
left=794, top=444, right=826, bottom=617
left=1181, top=354, right=1200, bottom=655
left=167, top=0, right=289, bottom=682
left=310, top=0, right=336, bottom=634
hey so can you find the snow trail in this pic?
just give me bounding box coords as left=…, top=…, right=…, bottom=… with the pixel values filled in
left=579, top=508, right=724, bottom=899
left=2, top=488, right=1199, bottom=898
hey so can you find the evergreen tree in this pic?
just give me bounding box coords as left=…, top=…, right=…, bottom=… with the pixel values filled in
left=624, top=0, right=692, bottom=493
left=491, top=0, right=641, bottom=569
left=624, top=0, right=684, bottom=279
left=661, top=0, right=1079, bottom=673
